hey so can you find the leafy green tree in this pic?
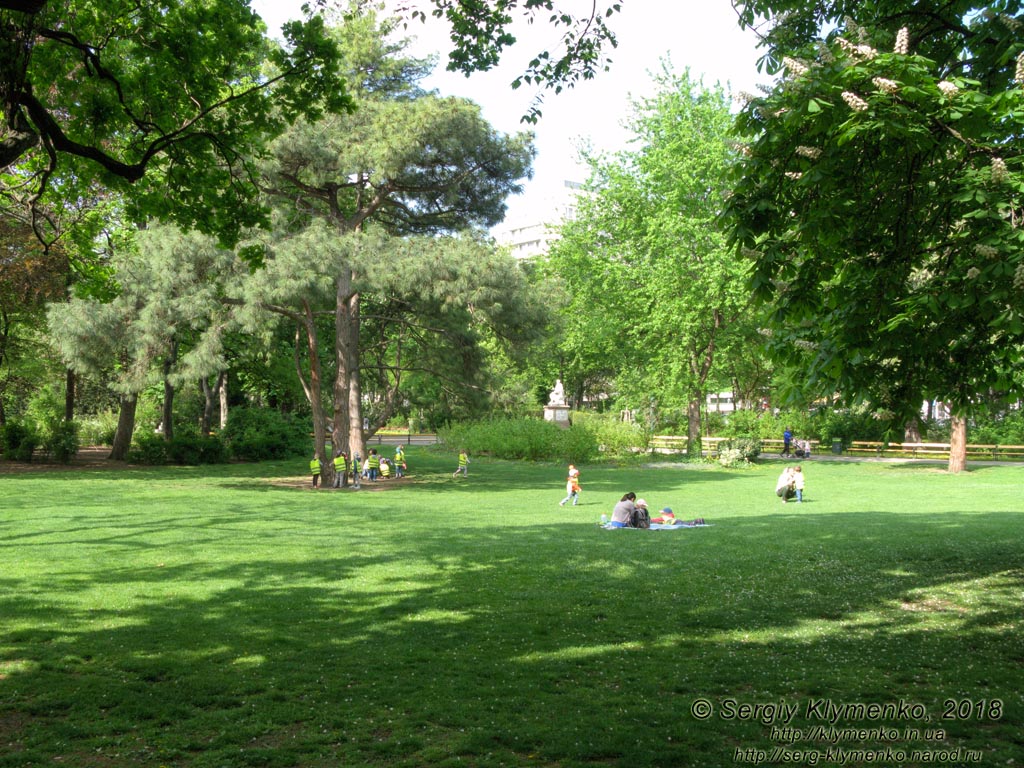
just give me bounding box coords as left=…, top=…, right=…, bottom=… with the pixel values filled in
left=390, top=0, right=622, bottom=122
left=0, top=217, right=67, bottom=424
left=544, top=67, right=751, bottom=455
left=728, top=2, right=1024, bottom=472
left=1, top=0, right=349, bottom=244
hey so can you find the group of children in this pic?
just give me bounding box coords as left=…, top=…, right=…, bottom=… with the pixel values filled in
left=310, top=445, right=408, bottom=488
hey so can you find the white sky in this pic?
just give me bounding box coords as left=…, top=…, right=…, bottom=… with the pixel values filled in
left=249, top=0, right=770, bottom=225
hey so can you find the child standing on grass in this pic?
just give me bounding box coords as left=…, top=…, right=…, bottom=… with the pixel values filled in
left=559, top=464, right=581, bottom=506
left=453, top=449, right=470, bottom=478
left=310, top=454, right=321, bottom=488
left=793, top=465, right=805, bottom=503
left=394, top=445, right=406, bottom=478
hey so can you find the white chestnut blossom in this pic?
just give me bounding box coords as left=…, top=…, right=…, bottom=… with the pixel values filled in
left=894, top=27, right=910, bottom=55
left=842, top=91, right=870, bottom=111
left=795, top=146, right=822, bottom=160
left=991, top=157, right=1008, bottom=183
left=872, top=77, right=899, bottom=94
left=937, top=80, right=960, bottom=97
left=783, top=57, right=809, bottom=77
left=1016, top=51, right=1024, bottom=84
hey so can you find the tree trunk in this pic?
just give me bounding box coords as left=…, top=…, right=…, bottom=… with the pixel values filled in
left=64, top=368, right=75, bottom=422
left=339, top=279, right=364, bottom=466
left=686, top=396, right=702, bottom=459
left=218, top=372, right=228, bottom=429
left=903, top=416, right=921, bottom=443
left=200, top=377, right=213, bottom=435
left=161, top=340, right=177, bottom=441
left=948, top=415, right=967, bottom=474
left=109, top=393, right=137, bottom=460
left=295, top=307, right=331, bottom=486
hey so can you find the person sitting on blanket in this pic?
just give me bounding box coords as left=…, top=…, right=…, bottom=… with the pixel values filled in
left=651, top=507, right=706, bottom=526
left=609, top=492, right=637, bottom=528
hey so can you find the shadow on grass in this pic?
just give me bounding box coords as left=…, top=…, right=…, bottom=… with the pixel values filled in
left=1, top=506, right=1022, bottom=767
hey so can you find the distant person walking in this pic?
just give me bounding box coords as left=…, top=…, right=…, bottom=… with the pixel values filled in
left=453, top=449, right=470, bottom=478
left=782, top=427, right=793, bottom=457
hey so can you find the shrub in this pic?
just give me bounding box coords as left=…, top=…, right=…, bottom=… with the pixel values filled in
left=77, top=410, right=119, bottom=446
left=128, top=436, right=169, bottom=465
left=43, top=421, right=79, bottom=464
left=437, top=417, right=600, bottom=463
left=167, top=435, right=229, bottom=465
left=221, top=407, right=309, bottom=461
left=716, top=437, right=761, bottom=467
left=1, top=421, right=38, bottom=462
left=570, top=411, right=648, bottom=457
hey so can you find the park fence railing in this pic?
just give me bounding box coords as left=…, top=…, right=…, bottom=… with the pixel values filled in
left=652, top=436, right=1024, bottom=461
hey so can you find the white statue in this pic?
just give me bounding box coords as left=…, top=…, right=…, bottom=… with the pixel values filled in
left=548, top=379, right=566, bottom=406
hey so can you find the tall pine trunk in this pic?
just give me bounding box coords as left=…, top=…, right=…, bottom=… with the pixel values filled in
left=219, top=374, right=228, bottom=429
left=161, top=340, right=177, bottom=441
left=64, top=369, right=75, bottom=422
left=948, top=415, right=967, bottom=474
left=334, top=269, right=358, bottom=468
left=295, top=303, right=330, bottom=486
left=109, top=393, right=137, bottom=460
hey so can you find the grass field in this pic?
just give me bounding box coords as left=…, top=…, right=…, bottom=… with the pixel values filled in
left=1, top=449, right=1022, bottom=767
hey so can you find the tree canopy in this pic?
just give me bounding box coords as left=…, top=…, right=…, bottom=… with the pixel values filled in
left=728, top=1, right=1024, bottom=470
left=1, top=0, right=350, bottom=244
left=544, top=67, right=750, bottom=449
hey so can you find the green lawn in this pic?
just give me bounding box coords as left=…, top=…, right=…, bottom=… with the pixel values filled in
left=1, top=451, right=1022, bottom=767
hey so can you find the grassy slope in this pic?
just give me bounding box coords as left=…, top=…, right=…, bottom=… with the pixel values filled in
left=1, top=450, right=1022, bottom=767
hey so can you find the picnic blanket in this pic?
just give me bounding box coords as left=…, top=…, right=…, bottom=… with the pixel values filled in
left=601, top=523, right=711, bottom=530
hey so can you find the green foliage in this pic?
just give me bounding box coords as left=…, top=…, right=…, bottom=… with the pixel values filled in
left=542, top=66, right=752, bottom=437
left=128, top=434, right=228, bottom=465
left=168, top=435, right=229, bottom=465
left=409, top=0, right=622, bottom=123
left=969, top=411, right=1024, bottom=447
left=43, top=421, right=80, bottom=464
left=75, top=411, right=119, bottom=446
left=716, top=437, right=762, bottom=467
left=21, top=383, right=79, bottom=463
left=1, top=420, right=38, bottom=462
left=437, top=417, right=597, bottom=462
left=728, top=4, right=1024, bottom=422
left=570, top=410, right=649, bottom=457
left=127, top=436, right=169, bottom=466
left=719, top=406, right=889, bottom=447
left=220, top=407, right=309, bottom=461
left=4, top=0, right=351, bottom=246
